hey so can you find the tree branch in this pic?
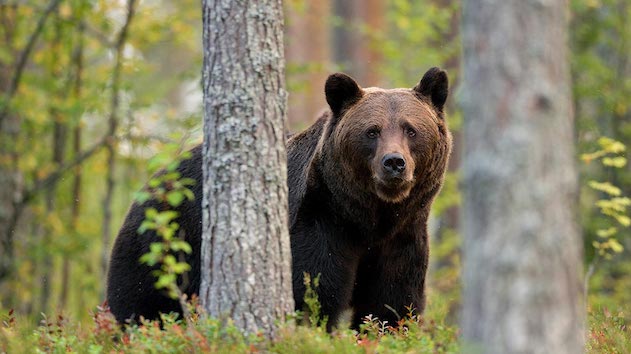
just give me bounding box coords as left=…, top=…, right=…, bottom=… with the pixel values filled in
left=21, top=137, right=108, bottom=204
left=84, top=22, right=115, bottom=48
left=119, top=132, right=175, bottom=144
left=0, top=0, right=63, bottom=130
left=10, top=0, right=139, bottom=221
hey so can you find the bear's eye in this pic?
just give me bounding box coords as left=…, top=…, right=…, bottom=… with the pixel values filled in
left=406, top=127, right=417, bottom=138
left=366, top=129, right=380, bottom=139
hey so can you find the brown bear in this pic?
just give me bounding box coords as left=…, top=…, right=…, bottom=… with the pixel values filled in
left=106, top=67, right=452, bottom=331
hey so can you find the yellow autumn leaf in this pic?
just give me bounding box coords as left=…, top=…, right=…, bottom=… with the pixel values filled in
left=588, top=181, right=621, bottom=196
left=602, top=157, right=627, bottom=168
left=596, top=227, right=617, bottom=238
left=597, top=137, right=626, bottom=154
left=614, top=214, right=631, bottom=227
left=608, top=239, right=624, bottom=253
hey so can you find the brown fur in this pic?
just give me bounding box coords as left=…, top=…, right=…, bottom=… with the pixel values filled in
left=333, top=88, right=447, bottom=203
left=289, top=68, right=452, bottom=329
left=106, top=67, right=452, bottom=332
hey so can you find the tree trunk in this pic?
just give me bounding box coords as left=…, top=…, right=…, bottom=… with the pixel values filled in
left=331, top=0, right=384, bottom=86
left=40, top=9, right=67, bottom=316
left=60, top=16, right=85, bottom=311
left=100, top=0, right=136, bottom=285
left=0, top=3, right=20, bottom=307
left=284, top=0, right=331, bottom=127
left=0, top=0, right=62, bottom=303
left=460, top=1, right=584, bottom=353
left=200, top=0, right=294, bottom=338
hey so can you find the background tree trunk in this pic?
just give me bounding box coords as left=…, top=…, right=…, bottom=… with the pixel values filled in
left=0, top=0, right=61, bottom=306
left=284, top=0, right=331, bottom=128
left=460, top=1, right=584, bottom=353
left=331, top=0, right=384, bottom=86
left=40, top=8, right=67, bottom=316
left=200, top=0, right=294, bottom=338
left=60, top=16, right=86, bottom=311
left=100, top=0, right=136, bottom=286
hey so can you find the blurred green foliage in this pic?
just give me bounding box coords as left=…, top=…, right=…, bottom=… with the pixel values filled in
left=571, top=0, right=631, bottom=318
left=0, top=0, right=201, bottom=321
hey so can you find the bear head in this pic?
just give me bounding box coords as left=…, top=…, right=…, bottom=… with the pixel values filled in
left=319, top=67, right=452, bottom=205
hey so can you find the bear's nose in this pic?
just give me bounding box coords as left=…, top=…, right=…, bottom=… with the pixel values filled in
left=382, top=153, right=406, bottom=175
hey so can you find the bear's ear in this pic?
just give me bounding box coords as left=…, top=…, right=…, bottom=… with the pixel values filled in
left=413, top=67, right=448, bottom=112
left=325, top=73, right=363, bottom=116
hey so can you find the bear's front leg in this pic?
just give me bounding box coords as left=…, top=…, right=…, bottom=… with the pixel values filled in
left=291, top=233, right=361, bottom=332
left=350, top=230, right=429, bottom=330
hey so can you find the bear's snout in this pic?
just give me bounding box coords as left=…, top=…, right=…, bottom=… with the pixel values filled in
left=373, top=151, right=415, bottom=203
left=382, top=153, right=406, bottom=176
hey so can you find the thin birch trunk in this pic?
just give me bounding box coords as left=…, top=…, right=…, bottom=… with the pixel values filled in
left=60, top=17, right=85, bottom=312
left=100, top=0, right=136, bottom=284
left=40, top=9, right=67, bottom=316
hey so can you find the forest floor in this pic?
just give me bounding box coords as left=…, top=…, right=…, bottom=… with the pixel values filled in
left=1, top=293, right=629, bottom=353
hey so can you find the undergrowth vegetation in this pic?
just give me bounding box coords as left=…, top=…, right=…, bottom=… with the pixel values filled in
left=1, top=295, right=629, bottom=353
left=0, top=298, right=461, bottom=354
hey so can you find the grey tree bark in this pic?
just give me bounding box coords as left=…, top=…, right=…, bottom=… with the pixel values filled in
left=460, top=1, right=584, bottom=353
left=200, top=0, right=294, bottom=338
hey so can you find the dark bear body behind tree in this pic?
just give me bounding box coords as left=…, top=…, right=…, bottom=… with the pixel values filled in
left=107, top=68, right=452, bottom=330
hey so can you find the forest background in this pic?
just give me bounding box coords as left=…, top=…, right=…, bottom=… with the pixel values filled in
left=0, top=0, right=629, bottom=350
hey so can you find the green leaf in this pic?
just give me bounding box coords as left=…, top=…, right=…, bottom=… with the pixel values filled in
left=134, top=190, right=152, bottom=204
left=180, top=178, right=196, bottom=186
left=182, top=189, right=195, bottom=201
left=138, top=220, right=155, bottom=234
left=149, top=242, right=164, bottom=253
left=139, top=253, right=158, bottom=266
left=163, top=254, right=177, bottom=266
left=166, top=191, right=185, bottom=207
left=154, top=210, right=179, bottom=226
left=166, top=160, right=180, bottom=172
left=172, top=262, right=191, bottom=274
left=155, top=274, right=176, bottom=289
left=145, top=208, right=159, bottom=219
left=162, top=227, right=175, bottom=240
left=148, top=178, right=161, bottom=188
left=163, top=171, right=181, bottom=182
left=167, top=289, right=179, bottom=299
left=171, top=241, right=192, bottom=254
